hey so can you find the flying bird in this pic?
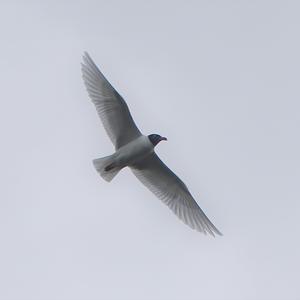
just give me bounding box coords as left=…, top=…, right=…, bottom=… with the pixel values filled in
left=81, top=52, right=221, bottom=236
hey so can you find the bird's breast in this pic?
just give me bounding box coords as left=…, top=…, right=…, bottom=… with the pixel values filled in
left=114, top=136, right=153, bottom=167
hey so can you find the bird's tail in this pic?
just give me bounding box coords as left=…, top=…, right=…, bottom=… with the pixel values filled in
left=92, top=155, right=121, bottom=182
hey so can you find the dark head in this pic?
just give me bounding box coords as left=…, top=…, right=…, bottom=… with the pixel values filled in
left=148, top=134, right=167, bottom=146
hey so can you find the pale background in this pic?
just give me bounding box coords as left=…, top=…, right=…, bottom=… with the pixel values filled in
left=0, top=1, right=299, bottom=299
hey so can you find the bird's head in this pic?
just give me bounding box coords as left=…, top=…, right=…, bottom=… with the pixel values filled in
left=148, top=134, right=167, bottom=146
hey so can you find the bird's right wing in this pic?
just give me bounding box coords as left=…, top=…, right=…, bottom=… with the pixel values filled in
left=81, top=52, right=142, bottom=149
left=131, top=153, right=222, bottom=236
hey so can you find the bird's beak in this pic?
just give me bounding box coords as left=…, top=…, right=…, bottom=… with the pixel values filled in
left=160, top=137, right=167, bottom=141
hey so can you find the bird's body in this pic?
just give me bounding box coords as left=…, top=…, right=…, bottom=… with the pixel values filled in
left=81, top=52, right=222, bottom=236
left=93, top=135, right=154, bottom=181
left=114, top=135, right=154, bottom=168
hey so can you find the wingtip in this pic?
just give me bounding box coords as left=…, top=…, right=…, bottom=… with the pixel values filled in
left=205, top=230, right=222, bottom=238
left=212, top=229, right=223, bottom=237
left=196, top=221, right=223, bottom=237
left=82, top=51, right=93, bottom=65
left=83, top=51, right=90, bottom=58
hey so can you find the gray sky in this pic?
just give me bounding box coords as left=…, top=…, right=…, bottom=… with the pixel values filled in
left=0, top=1, right=299, bottom=299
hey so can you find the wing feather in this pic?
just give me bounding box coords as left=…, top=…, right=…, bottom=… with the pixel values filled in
left=131, top=153, right=222, bottom=236
left=81, top=52, right=142, bottom=149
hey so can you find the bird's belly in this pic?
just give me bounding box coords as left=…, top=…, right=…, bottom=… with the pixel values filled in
left=114, top=136, right=153, bottom=167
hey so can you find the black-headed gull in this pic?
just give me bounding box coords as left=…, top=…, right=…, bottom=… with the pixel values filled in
left=81, top=52, right=221, bottom=236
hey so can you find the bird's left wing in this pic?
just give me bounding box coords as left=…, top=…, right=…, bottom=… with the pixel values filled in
left=130, top=153, right=222, bottom=236
left=81, top=52, right=142, bottom=149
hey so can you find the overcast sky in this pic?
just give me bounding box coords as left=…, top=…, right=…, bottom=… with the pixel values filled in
left=0, top=1, right=299, bottom=299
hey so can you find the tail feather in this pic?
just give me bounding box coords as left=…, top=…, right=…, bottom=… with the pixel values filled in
left=93, top=156, right=121, bottom=182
